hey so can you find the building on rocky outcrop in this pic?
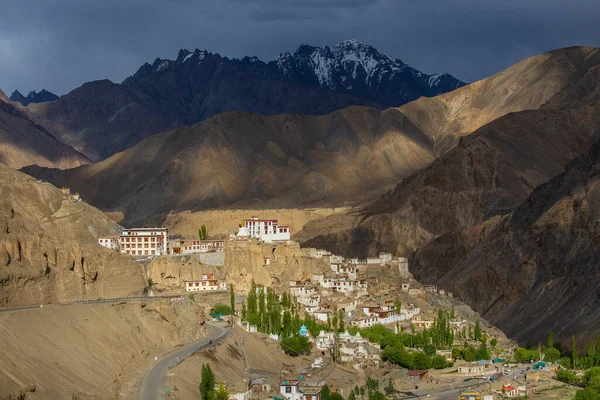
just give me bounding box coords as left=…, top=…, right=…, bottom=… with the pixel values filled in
left=119, top=227, right=168, bottom=256
left=98, top=237, right=118, bottom=250
left=181, top=239, right=224, bottom=254
left=184, top=274, right=227, bottom=292
left=241, top=216, right=291, bottom=243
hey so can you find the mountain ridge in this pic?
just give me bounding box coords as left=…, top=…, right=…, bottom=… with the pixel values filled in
left=10, top=89, right=59, bottom=106
left=25, top=40, right=463, bottom=161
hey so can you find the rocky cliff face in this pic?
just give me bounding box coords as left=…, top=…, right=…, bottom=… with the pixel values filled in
left=0, top=96, right=89, bottom=169
left=413, top=138, right=600, bottom=343
left=147, top=240, right=330, bottom=293
left=0, top=166, right=146, bottom=307
left=26, top=40, right=463, bottom=161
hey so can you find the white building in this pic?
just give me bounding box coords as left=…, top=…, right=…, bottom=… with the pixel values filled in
left=119, top=227, right=168, bottom=256
left=280, top=380, right=301, bottom=400
left=297, top=295, right=320, bottom=307
left=184, top=274, right=227, bottom=292
left=243, top=217, right=290, bottom=242
left=290, top=285, right=318, bottom=299
left=457, top=363, right=485, bottom=374
left=181, top=239, right=224, bottom=254
left=98, top=237, right=117, bottom=250
left=313, top=310, right=330, bottom=323
left=315, top=331, right=335, bottom=350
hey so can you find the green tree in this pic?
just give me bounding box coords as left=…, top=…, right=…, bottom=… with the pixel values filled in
left=230, top=284, right=235, bottom=314
left=559, top=357, right=573, bottom=369
left=490, top=338, right=498, bottom=347
left=330, top=393, right=345, bottom=400
left=321, top=385, right=331, bottom=400
left=574, top=336, right=580, bottom=369
left=280, top=335, right=312, bottom=356
left=431, top=355, right=448, bottom=369
left=546, top=347, right=561, bottom=363
left=368, top=391, right=385, bottom=400
left=366, top=377, right=379, bottom=394
left=548, top=331, right=555, bottom=350
left=474, top=320, right=482, bottom=341
left=199, top=363, right=215, bottom=400
left=585, top=367, right=600, bottom=391
left=214, top=384, right=228, bottom=400
left=210, top=304, right=233, bottom=316
left=348, top=392, right=356, bottom=400
left=476, top=335, right=490, bottom=360
left=573, top=387, right=600, bottom=400
left=413, top=352, right=432, bottom=369
left=199, top=225, right=208, bottom=240
left=338, top=309, right=345, bottom=332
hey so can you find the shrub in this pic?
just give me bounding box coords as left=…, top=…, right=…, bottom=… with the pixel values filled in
left=555, top=369, right=579, bottom=385
left=431, top=355, right=448, bottom=369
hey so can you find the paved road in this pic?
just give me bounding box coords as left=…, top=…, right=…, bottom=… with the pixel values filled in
left=137, top=323, right=227, bottom=400
left=0, top=305, right=43, bottom=314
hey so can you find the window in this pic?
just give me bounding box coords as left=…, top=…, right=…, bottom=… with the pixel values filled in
left=286, top=387, right=292, bottom=394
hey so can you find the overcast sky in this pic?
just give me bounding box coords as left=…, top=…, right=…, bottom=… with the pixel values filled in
left=1, top=0, right=599, bottom=96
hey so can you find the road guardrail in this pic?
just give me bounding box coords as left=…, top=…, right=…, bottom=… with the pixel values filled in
left=168, top=326, right=233, bottom=370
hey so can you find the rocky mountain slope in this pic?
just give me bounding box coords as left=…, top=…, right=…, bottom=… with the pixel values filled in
left=412, top=138, right=600, bottom=343
left=0, top=90, right=89, bottom=169
left=23, top=106, right=436, bottom=225
left=26, top=40, right=463, bottom=161
left=0, top=166, right=146, bottom=306
left=22, top=47, right=596, bottom=227
left=9, top=89, right=58, bottom=106
left=297, top=46, right=600, bottom=256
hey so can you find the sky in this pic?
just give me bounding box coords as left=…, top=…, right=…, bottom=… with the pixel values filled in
left=1, top=0, right=600, bottom=96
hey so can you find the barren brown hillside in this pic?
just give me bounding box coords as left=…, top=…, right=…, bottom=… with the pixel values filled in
left=23, top=106, right=436, bottom=225
left=0, top=301, right=205, bottom=399
left=0, top=166, right=146, bottom=306
left=21, top=47, right=599, bottom=227
left=0, top=91, right=89, bottom=170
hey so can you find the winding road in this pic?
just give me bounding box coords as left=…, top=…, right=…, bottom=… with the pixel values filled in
left=137, top=323, right=228, bottom=400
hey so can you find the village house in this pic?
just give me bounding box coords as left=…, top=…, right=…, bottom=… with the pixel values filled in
left=424, top=285, right=438, bottom=293
left=297, top=295, right=320, bottom=308
left=289, top=283, right=319, bottom=299
left=98, top=237, right=118, bottom=250
left=280, top=381, right=301, bottom=400
left=313, top=310, right=330, bottom=323
left=249, top=377, right=271, bottom=394
left=502, top=385, right=519, bottom=398
left=242, top=217, right=290, bottom=243
left=230, top=381, right=253, bottom=400
left=119, top=227, right=168, bottom=256
left=349, top=312, right=379, bottom=328
left=408, top=288, right=422, bottom=296
left=184, top=274, right=227, bottom=292
left=457, top=362, right=486, bottom=375
left=401, top=283, right=410, bottom=292
left=181, top=239, right=224, bottom=254
left=407, top=370, right=429, bottom=380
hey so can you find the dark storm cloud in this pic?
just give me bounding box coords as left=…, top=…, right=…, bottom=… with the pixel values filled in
left=1, top=0, right=599, bottom=95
